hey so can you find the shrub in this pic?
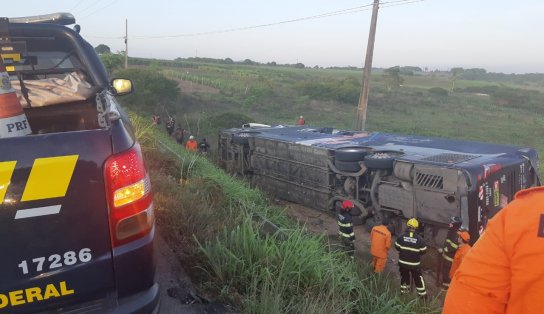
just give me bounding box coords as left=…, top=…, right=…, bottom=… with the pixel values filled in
left=428, top=87, right=449, bottom=96
left=296, top=78, right=359, bottom=104
left=115, top=68, right=179, bottom=115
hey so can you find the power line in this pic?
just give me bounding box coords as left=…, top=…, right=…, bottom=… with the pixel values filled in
left=85, top=0, right=425, bottom=40
left=69, top=0, right=86, bottom=12
left=131, top=3, right=375, bottom=39
left=382, top=0, right=426, bottom=8
left=86, top=35, right=125, bottom=39
left=79, top=0, right=119, bottom=21
left=75, top=0, right=105, bottom=16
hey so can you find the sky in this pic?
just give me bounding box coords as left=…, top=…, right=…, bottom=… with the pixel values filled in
left=3, top=0, right=544, bottom=73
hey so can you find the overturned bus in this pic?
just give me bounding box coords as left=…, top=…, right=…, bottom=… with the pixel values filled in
left=218, top=125, right=540, bottom=245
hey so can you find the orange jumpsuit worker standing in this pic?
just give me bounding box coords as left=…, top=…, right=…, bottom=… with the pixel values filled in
left=448, top=230, right=471, bottom=279
left=370, top=217, right=391, bottom=273
left=185, top=135, right=198, bottom=152
left=443, top=186, right=544, bottom=314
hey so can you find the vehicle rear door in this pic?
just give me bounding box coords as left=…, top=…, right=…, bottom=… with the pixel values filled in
left=0, top=129, right=115, bottom=313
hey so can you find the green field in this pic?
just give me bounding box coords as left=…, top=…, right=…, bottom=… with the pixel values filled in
left=117, top=60, right=543, bottom=177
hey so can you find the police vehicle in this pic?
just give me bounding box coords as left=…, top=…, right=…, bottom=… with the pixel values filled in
left=0, top=13, right=158, bottom=313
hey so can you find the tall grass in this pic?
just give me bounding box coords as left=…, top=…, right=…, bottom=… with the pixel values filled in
left=128, top=112, right=441, bottom=313
left=198, top=217, right=440, bottom=313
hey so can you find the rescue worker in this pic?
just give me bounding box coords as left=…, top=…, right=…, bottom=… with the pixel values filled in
left=185, top=135, right=198, bottom=152
left=449, top=230, right=471, bottom=279
left=439, top=216, right=463, bottom=289
left=297, top=115, right=305, bottom=125
left=198, top=138, right=210, bottom=154
left=337, top=200, right=355, bottom=258
left=152, top=114, right=161, bottom=125
left=166, top=115, right=175, bottom=136
left=443, top=186, right=544, bottom=314
left=395, top=218, right=427, bottom=297
left=173, top=126, right=184, bottom=145
left=370, top=216, right=391, bottom=273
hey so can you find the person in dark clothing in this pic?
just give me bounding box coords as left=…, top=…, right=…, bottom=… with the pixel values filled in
left=166, top=115, right=175, bottom=136
left=395, top=218, right=427, bottom=298
left=439, top=216, right=463, bottom=289
left=198, top=138, right=210, bottom=154
left=173, top=126, right=184, bottom=145
left=152, top=114, right=161, bottom=125
left=337, top=200, right=356, bottom=258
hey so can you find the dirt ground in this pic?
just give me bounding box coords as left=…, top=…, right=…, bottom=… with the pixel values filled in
left=279, top=200, right=445, bottom=300
left=155, top=228, right=232, bottom=313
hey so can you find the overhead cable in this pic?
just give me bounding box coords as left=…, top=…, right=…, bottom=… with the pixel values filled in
left=69, top=0, right=86, bottom=12
left=86, top=0, right=425, bottom=40
left=75, top=0, right=104, bottom=16
left=79, top=0, right=119, bottom=21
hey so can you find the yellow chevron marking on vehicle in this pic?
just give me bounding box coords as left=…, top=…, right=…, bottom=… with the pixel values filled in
left=1, top=53, right=21, bottom=72
left=21, top=155, right=78, bottom=201
left=0, top=161, right=16, bottom=203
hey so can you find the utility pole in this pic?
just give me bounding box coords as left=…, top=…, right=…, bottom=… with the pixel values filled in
left=124, top=19, right=128, bottom=69
left=356, top=0, right=380, bottom=131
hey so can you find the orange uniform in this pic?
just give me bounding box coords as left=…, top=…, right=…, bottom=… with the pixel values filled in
left=185, top=139, right=198, bottom=152
left=444, top=186, right=544, bottom=314
left=370, top=224, right=391, bottom=273
left=449, top=243, right=470, bottom=279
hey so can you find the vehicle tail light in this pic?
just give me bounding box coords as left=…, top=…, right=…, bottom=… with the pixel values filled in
left=104, top=144, right=154, bottom=247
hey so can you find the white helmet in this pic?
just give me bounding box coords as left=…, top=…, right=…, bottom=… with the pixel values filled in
left=189, top=135, right=194, bottom=140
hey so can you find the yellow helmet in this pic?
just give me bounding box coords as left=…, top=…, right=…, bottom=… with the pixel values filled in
left=407, top=218, right=419, bottom=229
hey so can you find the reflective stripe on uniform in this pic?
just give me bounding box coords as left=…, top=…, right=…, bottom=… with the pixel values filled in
left=339, top=231, right=355, bottom=238
left=398, top=259, right=421, bottom=266
left=395, top=242, right=424, bottom=252
left=442, top=253, right=454, bottom=262
left=337, top=222, right=353, bottom=228
left=446, top=239, right=459, bottom=249
left=416, top=275, right=426, bottom=295
left=418, top=275, right=426, bottom=290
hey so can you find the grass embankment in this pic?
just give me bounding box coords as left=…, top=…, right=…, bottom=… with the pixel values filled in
left=131, top=113, right=441, bottom=313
